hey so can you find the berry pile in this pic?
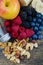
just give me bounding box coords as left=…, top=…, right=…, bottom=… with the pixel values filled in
left=4, top=6, right=43, bottom=41
left=4, top=16, right=34, bottom=40
left=30, top=13, right=43, bottom=41
left=19, top=6, right=43, bottom=41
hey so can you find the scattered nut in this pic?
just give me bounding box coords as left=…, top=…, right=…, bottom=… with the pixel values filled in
left=25, top=38, right=29, bottom=42
left=33, top=43, right=38, bottom=48
left=26, top=43, right=33, bottom=50
left=7, top=54, right=11, bottom=59
left=10, top=56, right=16, bottom=61
left=25, top=51, right=30, bottom=59
left=8, top=42, right=12, bottom=47
left=21, top=50, right=26, bottom=55
left=2, top=38, right=38, bottom=63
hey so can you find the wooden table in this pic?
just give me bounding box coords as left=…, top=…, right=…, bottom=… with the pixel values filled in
left=0, top=40, right=43, bottom=65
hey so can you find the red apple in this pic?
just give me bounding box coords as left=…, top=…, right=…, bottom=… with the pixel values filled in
left=0, top=0, right=20, bottom=19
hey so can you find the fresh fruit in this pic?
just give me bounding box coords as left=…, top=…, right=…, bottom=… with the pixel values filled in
left=27, top=16, right=32, bottom=22
left=23, top=6, right=32, bottom=15
left=20, top=11, right=27, bottom=21
left=31, top=22, right=35, bottom=27
left=22, top=21, right=30, bottom=28
left=33, top=18, right=37, bottom=22
left=36, top=31, right=42, bottom=35
left=25, top=29, right=35, bottom=37
left=4, top=20, right=10, bottom=27
left=18, top=32, right=27, bottom=40
left=6, top=27, right=11, bottom=33
left=19, top=26, right=25, bottom=32
left=39, top=26, right=43, bottom=31
left=34, top=26, right=38, bottom=31
left=4, top=6, right=43, bottom=40
left=36, top=13, right=42, bottom=18
left=11, top=25, right=19, bottom=33
left=35, top=23, right=39, bottom=27
left=0, top=0, right=20, bottom=19
left=20, top=7, right=43, bottom=40
left=5, top=15, right=35, bottom=40
left=38, top=35, right=43, bottom=40
left=13, top=16, right=22, bottom=25
left=11, top=32, right=18, bottom=38
left=32, top=34, right=38, bottom=40
left=37, top=18, right=42, bottom=23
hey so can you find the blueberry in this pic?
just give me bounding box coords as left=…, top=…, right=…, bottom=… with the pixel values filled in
left=38, top=35, right=43, bottom=40
left=32, top=34, right=38, bottom=40
left=34, top=26, right=38, bottom=31
left=24, top=6, right=32, bottom=16
left=27, top=16, right=33, bottom=22
left=31, top=22, right=35, bottom=27
left=39, top=26, right=43, bottom=30
left=40, top=35, right=43, bottom=39
left=36, top=13, right=42, bottom=18
left=35, top=23, right=39, bottom=27
left=36, top=31, right=42, bottom=35
left=33, top=18, right=37, bottom=22
left=22, top=21, right=30, bottom=28
left=20, top=11, right=27, bottom=21
left=37, top=18, right=42, bottom=23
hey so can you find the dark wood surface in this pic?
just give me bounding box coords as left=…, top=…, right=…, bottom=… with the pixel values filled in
left=0, top=40, right=43, bottom=65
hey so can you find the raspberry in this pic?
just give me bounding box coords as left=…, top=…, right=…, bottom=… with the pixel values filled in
left=19, top=26, right=25, bottom=32
left=11, top=25, right=19, bottom=33
left=11, top=32, right=18, bottom=38
left=26, top=29, right=35, bottom=38
left=6, top=27, right=11, bottom=33
left=13, top=16, right=22, bottom=25
left=18, top=32, right=26, bottom=40
left=4, top=20, right=10, bottom=27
